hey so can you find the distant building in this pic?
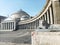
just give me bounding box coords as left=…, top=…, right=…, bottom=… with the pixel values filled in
left=0, top=16, right=7, bottom=23
left=0, top=10, right=31, bottom=31
left=0, top=0, right=60, bottom=31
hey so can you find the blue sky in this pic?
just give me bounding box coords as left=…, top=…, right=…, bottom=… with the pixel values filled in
left=0, top=0, right=46, bottom=17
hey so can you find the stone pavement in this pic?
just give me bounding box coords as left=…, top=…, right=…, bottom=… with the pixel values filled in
left=0, top=30, right=32, bottom=45
left=0, top=42, right=31, bottom=45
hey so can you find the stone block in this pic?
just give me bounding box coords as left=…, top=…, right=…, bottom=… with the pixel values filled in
left=32, top=31, right=60, bottom=45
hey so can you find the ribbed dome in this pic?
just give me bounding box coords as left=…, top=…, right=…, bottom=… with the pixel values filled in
left=10, top=9, right=30, bottom=20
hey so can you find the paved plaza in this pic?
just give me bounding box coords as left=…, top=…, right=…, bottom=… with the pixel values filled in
left=0, top=30, right=32, bottom=45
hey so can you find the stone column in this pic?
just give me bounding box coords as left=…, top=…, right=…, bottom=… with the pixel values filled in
left=11, top=22, right=13, bottom=30
left=47, top=11, right=50, bottom=24
left=43, top=15, right=45, bottom=21
left=36, top=20, right=39, bottom=28
left=11, top=22, right=12, bottom=30
left=51, top=0, right=60, bottom=24
left=3, top=23, right=5, bottom=30
left=2, top=23, right=4, bottom=30
left=14, top=20, right=16, bottom=30
left=31, top=23, right=33, bottom=29
left=6, top=23, right=7, bottom=30
left=7, top=23, right=8, bottom=30
left=31, top=23, right=32, bottom=29
left=5, top=23, right=7, bottom=30
left=33, top=22, right=35, bottom=29
left=30, top=23, right=32, bottom=29
left=49, top=7, right=53, bottom=24
left=26, top=24, right=27, bottom=29
left=38, top=19, right=39, bottom=27
left=10, top=22, right=11, bottom=30
left=1, top=23, right=2, bottom=30
left=9, top=22, right=10, bottom=30
left=8, top=23, right=9, bottom=30
left=46, top=13, right=48, bottom=22
left=4, top=23, right=6, bottom=30
left=44, top=14, right=46, bottom=21
left=28, top=24, right=29, bottom=29
left=35, top=22, right=36, bottom=29
left=25, top=24, right=26, bottom=29
left=30, top=23, right=31, bottom=29
left=2, top=23, right=3, bottom=30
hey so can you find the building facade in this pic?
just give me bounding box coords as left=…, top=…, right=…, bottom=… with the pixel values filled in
left=0, top=0, right=60, bottom=31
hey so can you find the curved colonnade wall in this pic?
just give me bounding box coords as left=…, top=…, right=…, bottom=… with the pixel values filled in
left=0, top=0, right=60, bottom=30
left=17, top=0, right=60, bottom=29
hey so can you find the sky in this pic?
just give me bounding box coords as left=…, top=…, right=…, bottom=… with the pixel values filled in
left=0, top=0, right=46, bottom=17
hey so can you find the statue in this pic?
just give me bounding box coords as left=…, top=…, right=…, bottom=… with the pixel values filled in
left=38, top=20, right=50, bottom=29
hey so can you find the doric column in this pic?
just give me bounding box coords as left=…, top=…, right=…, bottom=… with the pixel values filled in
left=9, top=23, right=10, bottom=30
left=47, top=11, right=50, bottom=24
left=35, top=21, right=37, bottom=29
left=7, top=23, right=9, bottom=30
left=4, top=23, right=6, bottom=30
left=2, top=23, right=4, bottom=30
left=4, top=23, right=5, bottom=30
left=10, top=22, right=11, bottom=30
left=30, top=23, right=31, bottom=29
left=36, top=20, right=39, bottom=28
left=44, top=14, right=46, bottom=21
left=51, top=0, right=60, bottom=24
left=3, top=23, right=5, bottom=30
left=2, top=23, right=3, bottom=30
left=1, top=23, right=2, bottom=30
left=43, top=15, right=45, bottom=21
left=26, top=24, right=27, bottom=29
left=11, top=22, right=13, bottom=30
left=5, top=23, right=6, bottom=30
left=6, top=23, right=7, bottom=30
left=49, top=7, right=53, bottom=24
left=7, top=23, right=8, bottom=30
left=11, top=22, right=12, bottom=30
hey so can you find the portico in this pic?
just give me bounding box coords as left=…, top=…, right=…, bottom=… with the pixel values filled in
left=0, top=20, right=16, bottom=31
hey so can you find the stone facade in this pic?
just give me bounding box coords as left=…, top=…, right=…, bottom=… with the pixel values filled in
left=0, top=0, right=60, bottom=31
left=31, top=31, right=60, bottom=45
left=51, top=0, right=60, bottom=24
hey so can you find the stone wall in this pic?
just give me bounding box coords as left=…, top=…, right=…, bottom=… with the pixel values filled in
left=31, top=31, right=60, bottom=45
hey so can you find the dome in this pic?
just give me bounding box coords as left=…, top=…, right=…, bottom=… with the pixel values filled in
left=21, top=15, right=30, bottom=20
left=10, top=9, right=30, bottom=20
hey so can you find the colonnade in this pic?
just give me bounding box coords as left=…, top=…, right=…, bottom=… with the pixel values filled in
left=18, top=0, right=60, bottom=29
left=18, top=19, right=39, bottom=29
left=40, top=4, right=54, bottom=25
left=18, top=5, right=54, bottom=29
left=0, top=21, right=16, bottom=31
left=18, top=4, right=54, bottom=29
left=0, top=0, right=60, bottom=30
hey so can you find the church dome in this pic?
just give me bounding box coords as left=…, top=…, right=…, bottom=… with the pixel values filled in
left=21, top=15, right=30, bottom=20
left=10, top=9, right=30, bottom=20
